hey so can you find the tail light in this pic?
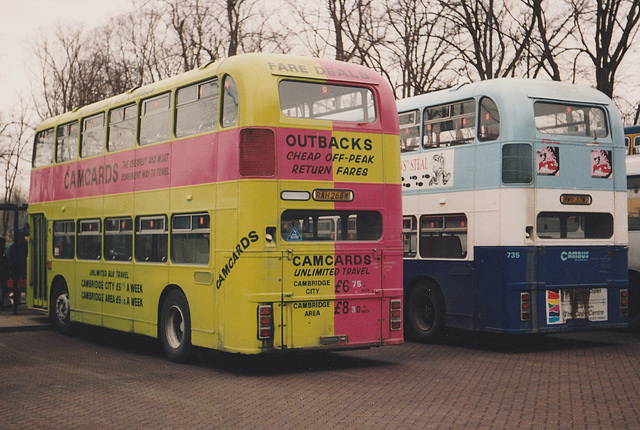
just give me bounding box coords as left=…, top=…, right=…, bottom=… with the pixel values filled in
left=257, top=304, right=273, bottom=340
left=240, top=128, right=276, bottom=177
left=620, top=289, right=628, bottom=316
left=520, top=292, right=531, bottom=322
left=390, top=299, right=402, bottom=331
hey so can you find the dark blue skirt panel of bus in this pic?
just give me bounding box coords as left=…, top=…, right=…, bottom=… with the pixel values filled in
left=403, top=245, right=629, bottom=334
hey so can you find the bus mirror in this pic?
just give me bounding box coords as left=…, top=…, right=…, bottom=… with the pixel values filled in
left=526, top=225, right=533, bottom=240
left=266, top=226, right=276, bottom=243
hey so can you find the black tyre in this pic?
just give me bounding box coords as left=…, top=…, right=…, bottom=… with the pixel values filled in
left=51, top=281, right=73, bottom=335
left=159, top=290, right=193, bottom=363
left=405, top=282, right=445, bottom=341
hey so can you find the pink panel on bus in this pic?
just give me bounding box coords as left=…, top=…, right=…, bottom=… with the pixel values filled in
left=331, top=182, right=403, bottom=344
left=276, top=128, right=334, bottom=181
left=170, top=134, right=217, bottom=187
left=29, top=137, right=220, bottom=204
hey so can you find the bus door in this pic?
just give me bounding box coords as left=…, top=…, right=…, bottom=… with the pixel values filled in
left=29, top=213, right=48, bottom=308
left=280, top=248, right=384, bottom=349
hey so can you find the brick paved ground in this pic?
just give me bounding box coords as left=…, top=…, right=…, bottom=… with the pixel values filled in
left=1, top=307, right=639, bottom=429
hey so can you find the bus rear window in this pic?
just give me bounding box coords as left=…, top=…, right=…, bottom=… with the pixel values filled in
left=534, top=102, right=608, bottom=138
left=279, top=81, right=376, bottom=123
left=281, top=210, right=382, bottom=241
left=537, top=212, right=613, bottom=239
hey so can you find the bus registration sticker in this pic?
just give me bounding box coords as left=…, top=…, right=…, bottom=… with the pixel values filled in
left=313, top=189, right=354, bottom=202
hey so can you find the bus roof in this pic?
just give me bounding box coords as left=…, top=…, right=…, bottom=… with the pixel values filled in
left=625, top=125, right=640, bottom=135
left=36, top=53, right=387, bottom=131
left=396, top=78, right=613, bottom=112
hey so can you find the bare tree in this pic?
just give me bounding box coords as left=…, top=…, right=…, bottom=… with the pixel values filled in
left=33, top=27, right=85, bottom=117
left=286, top=0, right=381, bottom=63
left=571, top=0, right=640, bottom=98
left=526, top=0, right=577, bottom=80
left=383, top=0, right=455, bottom=97
left=0, top=102, right=32, bottom=235
left=438, top=0, right=538, bottom=81
left=166, top=0, right=224, bottom=70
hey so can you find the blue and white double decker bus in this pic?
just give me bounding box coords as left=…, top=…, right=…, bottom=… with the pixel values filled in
left=398, top=79, right=629, bottom=339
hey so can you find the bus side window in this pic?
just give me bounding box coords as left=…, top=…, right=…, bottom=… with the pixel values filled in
left=419, top=214, right=467, bottom=259
left=626, top=136, right=631, bottom=155
left=399, top=110, right=420, bottom=153
left=502, top=143, right=533, bottom=184
left=135, top=216, right=168, bottom=263
left=53, top=220, right=75, bottom=259
left=56, top=121, right=79, bottom=162
left=635, top=136, right=640, bottom=155
left=108, top=104, right=137, bottom=152
left=77, top=219, right=102, bottom=260
left=423, top=100, right=475, bottom=148
left=171, top=213, right=210, bottom=265
left=82, top=112, right=106, bottom=158
left=221, top=75, right=239, bottom=128
left=140, top=94, right=172, bottom=145
left=478, top=97, right=500, bottom=142
left=33, top=128, right=55, bottom=167
left=402, top=216, right=417, bottom=257
left=104, top=217, right=133, bottom=261
left=176, top=80, right=219, bottom=138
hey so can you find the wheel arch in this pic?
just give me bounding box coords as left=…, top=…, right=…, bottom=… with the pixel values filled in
left=49, top=275, right=68, bottom=318
left=405, top=275, right=446, bottom=314
left=157, top=283, right=186, bottom=338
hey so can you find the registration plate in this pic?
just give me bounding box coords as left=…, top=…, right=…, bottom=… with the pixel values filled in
left=560, top=194, right=592, bottom=205
left=313, top=189, right=354, bottom=202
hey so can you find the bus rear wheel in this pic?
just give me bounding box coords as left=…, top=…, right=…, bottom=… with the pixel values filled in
left=406, top=282, right=444, bottom=341
left=159, top=290, right=193, bottom=363
left=51, top=281, right=72, bottom=335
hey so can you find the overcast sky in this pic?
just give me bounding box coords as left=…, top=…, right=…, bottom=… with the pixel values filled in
left=0, top=0, right=135, bottom=113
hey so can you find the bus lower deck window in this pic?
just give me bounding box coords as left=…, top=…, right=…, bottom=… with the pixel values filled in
left=281, top=210, right=382, bottom=242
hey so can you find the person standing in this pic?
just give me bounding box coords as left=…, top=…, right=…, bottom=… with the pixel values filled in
left=8, top=228, right=27, bottom=315
left=0, top=237, right=7, bottom=310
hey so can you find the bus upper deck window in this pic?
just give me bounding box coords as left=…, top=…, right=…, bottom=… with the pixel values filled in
left=423, top=99, right=475, bottom=148
left=82, top=112, right=106, bottom=158
left=56, top=121, right=79, bottom=162
left=222, top=76, right=239, bottom=128
left=33, top=128, right=55, bottom=167
left=108, top=104, right=137, bottom=152
left=478, top=97, right=500, bottom=142
left=399, top=110, right=420, bottom=153
left=176, top=79, right=219, bottom=137
left=140, top=94, right=172, bottom=145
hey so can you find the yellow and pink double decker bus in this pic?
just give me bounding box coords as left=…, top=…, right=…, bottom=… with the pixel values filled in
left=27, top=54, right=403, bottom=361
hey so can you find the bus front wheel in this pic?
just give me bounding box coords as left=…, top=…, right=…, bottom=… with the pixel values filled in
left=159, top=290, right=193, bottom=363
left=406, top=282, right=444, bottom=341
left=51, top=281, right=72, bottom=335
